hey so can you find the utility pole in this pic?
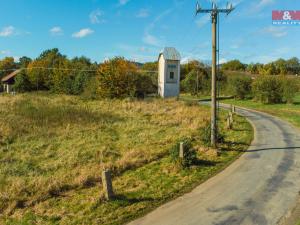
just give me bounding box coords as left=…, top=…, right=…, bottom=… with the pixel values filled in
left=196, top=1, right=234, bottom=148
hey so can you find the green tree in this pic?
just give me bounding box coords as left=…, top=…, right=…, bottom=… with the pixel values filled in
left=18, top=56, right=32, bottom=68
left=181, top=68, right=210, bottom=95
left=252, top=75, right=285, bottom=104
left=221, top=60, right=246, bottom=71
left=0, top=57, right=16, bottom=80
left=227, top=75, right=252, bottom=99
left=13, top=70, right=32, bottom=92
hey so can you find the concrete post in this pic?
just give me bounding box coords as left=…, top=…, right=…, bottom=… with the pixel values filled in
left=231, top=105, right=236, bottom=113
left=179, top=142, right=184, bottom=159
left=229, top=112, right=234, bottom=124
left=102, top=170, right=114, bottom=200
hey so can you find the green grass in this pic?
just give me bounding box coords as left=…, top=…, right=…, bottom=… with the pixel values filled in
left=222, top=93, right=300, bottom=129
left=0, top=93, right=253, bottom=225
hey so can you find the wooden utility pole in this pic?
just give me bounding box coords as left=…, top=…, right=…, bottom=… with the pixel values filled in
left=211, top=11, right=217, bottom=147
left=196, top=1, right=234, bottom=148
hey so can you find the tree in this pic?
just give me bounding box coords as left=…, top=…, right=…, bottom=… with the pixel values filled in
left=18, top=56, right=32, bottom=68
left=221, top=60, right=246, bottom=71
left=181, top=68, right=210, bottom=95
left=0, top=57, right=16, bottom=80
left=70, top=57, right=97, bottom=95
left=273, top=59, right=288, bottom=75
left=286, top=57, right=300, bottom=74
left=181, top=60, right=206, bottom=81
left=96, top=57, right=138, bottom=98
left=227, top=75, right=252, bottom=99
left=246, top=63, right=263, bottom=74
left=27, top=48, right=71, bottom=92
left=13, top=70, right=32, bottom=92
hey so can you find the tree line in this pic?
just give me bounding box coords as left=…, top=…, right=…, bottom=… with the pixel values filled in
left=0, top=49, right=299, bottom=103
left=221, top=58, right=300, bottom=75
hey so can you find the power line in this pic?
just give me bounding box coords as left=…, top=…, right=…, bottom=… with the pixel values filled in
left=0, top=67, right=158, bottom=73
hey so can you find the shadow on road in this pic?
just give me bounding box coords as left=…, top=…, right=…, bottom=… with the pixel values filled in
left=246, top=146, right=300, bottom=152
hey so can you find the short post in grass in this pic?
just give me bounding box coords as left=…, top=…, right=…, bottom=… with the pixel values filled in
left=227, top=116, right=232, bottom=130
left=179, top=142, right=185, bottom=159
left=229, top=112, right=234, bottom=123
left=102, top=169, right=114, bottom=201
left=231, top=105, right=236, bottom=114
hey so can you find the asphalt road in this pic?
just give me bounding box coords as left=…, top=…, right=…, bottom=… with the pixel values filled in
left=128, top=107, right=300, bottom=225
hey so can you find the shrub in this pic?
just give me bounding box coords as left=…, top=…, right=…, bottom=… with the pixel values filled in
left=282, top=78, right=298, bottom=104
left=252, top=76, right=297, bottom=104
left=13, top=71, right=32, bottom=92
left=181, top=69, right=210, bottom=95
left=169, top=138, right=197, bottom=168
left=134, top=73, right=157, bottom=98
left=227, top=75, right=252, bottom=99
left=82, top=77, right=99, bottom=100
left=96, top=57, right=138, bottom=98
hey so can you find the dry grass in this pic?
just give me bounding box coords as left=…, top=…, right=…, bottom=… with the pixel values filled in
left=0, top=93, right=210, bottom=217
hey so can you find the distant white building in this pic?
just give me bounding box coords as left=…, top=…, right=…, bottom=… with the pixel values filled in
left=158, top=47, right=181, bottom=98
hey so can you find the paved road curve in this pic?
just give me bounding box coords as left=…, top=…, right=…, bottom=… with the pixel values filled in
left=128, top=107, right=300, bottom=225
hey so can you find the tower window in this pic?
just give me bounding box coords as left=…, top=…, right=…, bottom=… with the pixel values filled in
left=170, top=72, right=174, bottom=79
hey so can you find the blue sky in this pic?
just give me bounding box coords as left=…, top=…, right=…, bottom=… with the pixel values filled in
left=0, top=0, right=299, bottom=64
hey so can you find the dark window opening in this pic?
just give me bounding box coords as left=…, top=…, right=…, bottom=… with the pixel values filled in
left=170, top=72, right=174, bottom=79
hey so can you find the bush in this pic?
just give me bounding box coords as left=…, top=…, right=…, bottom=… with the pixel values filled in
left=13, top=70, right=32, bottom=92
left=181, top=69, right=210, bottom=95
left=134, top=73, right=157, bottom=98
left=252, top=76, right=297, bottom=104
left=227, top=75, right=252, bottom=99
left=169, top=138, right=197, bottom=168
left=96, top=57, right=138, bottom=98
left=252, top=76, right=283, bottom=104
left=82, top=77, right=99, bottom=100
left=282, top=78, right=298, bottom=104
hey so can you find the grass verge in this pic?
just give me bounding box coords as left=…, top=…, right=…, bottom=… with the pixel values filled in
left=222, top=93, right=300, bottom=128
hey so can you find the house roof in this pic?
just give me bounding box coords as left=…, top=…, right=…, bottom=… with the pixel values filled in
left=159, top=47, right=181, bottom=61
left=1, top=69, right=21, bottom=82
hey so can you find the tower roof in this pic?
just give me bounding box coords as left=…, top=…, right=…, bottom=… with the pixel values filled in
left=159, top=47, right=181, bottom=61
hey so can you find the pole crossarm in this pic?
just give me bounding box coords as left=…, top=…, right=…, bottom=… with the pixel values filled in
left=196, top=9, right=234, bottom=14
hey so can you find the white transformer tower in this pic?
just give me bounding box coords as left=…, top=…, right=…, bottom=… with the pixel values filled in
left=158, top=47, right=181, bottom=98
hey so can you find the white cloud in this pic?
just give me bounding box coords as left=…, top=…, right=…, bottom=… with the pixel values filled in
left=219, top=58, right=228, bottom=64
left=136, top=9, right=149, bottom=18
left=0, top=50, right=11, bottom=55
left=0, top=26, right=16, bottom=37
left=118, top=0, right=130, bottom=6
left=261, top=26, right=287, bottom=38
left=72, top=28, right=94, bottom=38
left=50, top=26, right=63, bottom=36
left=143, top=33, right=161, bottom=47
left=89, top=9, right=105, bottom=24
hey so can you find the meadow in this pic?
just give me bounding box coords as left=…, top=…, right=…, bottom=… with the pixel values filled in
left=223, top=93, right=300, bottom=129
left=0, top=93, right=253, bottom=224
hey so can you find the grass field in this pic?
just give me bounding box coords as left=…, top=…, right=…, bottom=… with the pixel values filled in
left=0, top=93, right=253, bottom=225
left=222, top=94, right=300, bottom=129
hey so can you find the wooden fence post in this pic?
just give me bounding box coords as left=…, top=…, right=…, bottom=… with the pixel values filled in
left=102, top=169, right=114, bottom=201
